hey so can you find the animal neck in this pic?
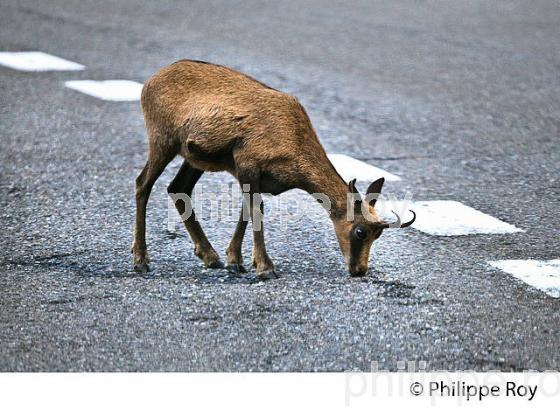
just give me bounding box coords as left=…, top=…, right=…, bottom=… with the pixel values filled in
left=301, top=152, right=350, bottom=220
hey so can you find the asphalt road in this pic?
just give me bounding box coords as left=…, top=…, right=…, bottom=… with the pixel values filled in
left=1, top=0, right=559, bottom=371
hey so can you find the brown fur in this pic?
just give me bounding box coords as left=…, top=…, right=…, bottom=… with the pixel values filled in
left=132, top=60, right=386, bottom=278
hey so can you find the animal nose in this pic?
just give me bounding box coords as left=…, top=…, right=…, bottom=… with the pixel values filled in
left=349, top=265, right=368, bottom=277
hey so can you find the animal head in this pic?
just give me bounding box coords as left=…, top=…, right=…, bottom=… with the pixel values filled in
left=332, top=177, right=416, bottom=276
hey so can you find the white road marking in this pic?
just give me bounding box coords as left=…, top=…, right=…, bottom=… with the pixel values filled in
left=488, top=259, right=560, bottom=298
left=64, top=80, right=143, bottom=101
left=327, top=154, right=401, bottom=182
left=380, top=200, right=523, bottom=236
left=0, top=51, right=84, bottom=71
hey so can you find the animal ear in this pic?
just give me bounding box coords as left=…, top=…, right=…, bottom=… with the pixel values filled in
left=366, top=177, right=385, bottom=207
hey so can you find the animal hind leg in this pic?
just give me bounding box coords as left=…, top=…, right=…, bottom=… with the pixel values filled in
left=132, top=149, right=175, bottom=272
left=167, top=160, right=223, bottom=268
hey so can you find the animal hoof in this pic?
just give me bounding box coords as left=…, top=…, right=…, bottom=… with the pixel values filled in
left=256, top=270, right=279, bottom=280
left=226, top=264, right=247, bottom=274
left=206, top=260, right=225, bottom=269
left=134, top=263, right=150, bottom=273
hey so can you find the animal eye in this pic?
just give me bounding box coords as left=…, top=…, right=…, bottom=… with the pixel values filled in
left=354, top=226, right=368, bottom=240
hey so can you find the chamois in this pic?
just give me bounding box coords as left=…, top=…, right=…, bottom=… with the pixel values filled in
left=132, top=60, right=415, bottom=279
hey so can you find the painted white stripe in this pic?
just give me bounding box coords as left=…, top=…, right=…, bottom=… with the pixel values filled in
left=327, top=154, right=401, bottom=182
left=65, top=80, right=143, bottom=101
left=488, top=259, right=560, bottom=298
left=379, top=200, right=523, bottom=236
left=0, top=51, right=84, bottom=71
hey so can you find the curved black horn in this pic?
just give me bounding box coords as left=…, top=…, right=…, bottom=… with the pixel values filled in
left=348, top=179, right=359, bottom=194
left=377, top=210, right=416, bottom=229
left=399, top=210, right=416, bottom=228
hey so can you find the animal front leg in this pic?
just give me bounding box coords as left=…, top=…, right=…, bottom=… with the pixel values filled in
left=225, top=203, right=248, bottom=274
left=242, top=182, right=277, bottom=279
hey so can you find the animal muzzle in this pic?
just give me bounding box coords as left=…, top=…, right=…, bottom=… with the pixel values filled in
left=348, top=263, right=368, bottom=277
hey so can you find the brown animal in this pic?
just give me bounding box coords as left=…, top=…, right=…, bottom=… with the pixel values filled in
left=132, top=60, right=415, bottom=279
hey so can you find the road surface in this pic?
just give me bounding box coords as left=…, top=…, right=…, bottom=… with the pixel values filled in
left=1, top=0, right=559, bottom=371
